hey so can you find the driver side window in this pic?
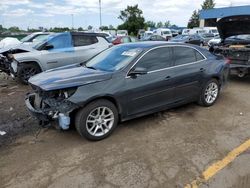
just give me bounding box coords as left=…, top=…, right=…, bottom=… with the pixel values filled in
left=47, top=34, right=72, bottom=50
left=136, top=47, right=173, bottom=72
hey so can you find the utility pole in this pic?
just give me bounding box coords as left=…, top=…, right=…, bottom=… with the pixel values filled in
left=71, top=14, right=74, bottom=30
left=99, top=0, right=102, bottom=29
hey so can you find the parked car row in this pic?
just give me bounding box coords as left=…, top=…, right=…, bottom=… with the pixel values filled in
left=170, top=33, right=214, bottom=46
left=1, top=15, right=248, bottom=141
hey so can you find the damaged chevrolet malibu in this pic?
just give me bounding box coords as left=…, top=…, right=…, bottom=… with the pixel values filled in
left=26, top=42, right=229, bottom=141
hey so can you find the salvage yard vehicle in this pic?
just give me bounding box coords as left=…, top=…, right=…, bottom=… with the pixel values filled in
left=154, top=28, right=172, bottom=40
left=112, top=36, right=139, bottom=45
left=0, top=32, right=52, bottom=49
left=0, top=32, right=111, bottom=84
left=25, top=42, right=229, bottom=141
left=212, top=15, right=250, bottom=77
left=141, top=35, right=166, bottom=41
left=170, top=34, right=204, bottom=46
left=199, top=33, right=215, bottom=46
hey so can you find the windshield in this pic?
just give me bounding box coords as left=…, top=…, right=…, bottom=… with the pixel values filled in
left=32, top=34, right=50, bottom=42
left=32, top=34, right=57, bottom=50
left=211, top=29, right=218, bottom=34
left=201, top=34, right=214, bottom=38
left=226, top=35, right=250, bottom=40
left=85, top=46, right=142, bottom=72
left=162, top=31, right=171, bottom=35
left=20, top=34, right=36, bottom=42
left=173, top=35, right=189, bottom=39
left=117, top=31, right=127, bottom=35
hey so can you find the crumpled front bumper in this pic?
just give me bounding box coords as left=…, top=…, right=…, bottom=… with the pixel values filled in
left=0, top=54, right=18, bottom=76
left=25, top=93, right=78, bottom=129
left=25, top=93, right=50, bottom=123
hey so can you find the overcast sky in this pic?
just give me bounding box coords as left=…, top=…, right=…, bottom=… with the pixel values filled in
left=0, top=0, right=250, bottom=29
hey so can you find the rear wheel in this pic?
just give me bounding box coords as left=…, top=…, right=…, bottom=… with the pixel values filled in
left=17, top=63, right=41, bottom=84
left=198, top=79, right=220, bottom=107
left=75, top=99, right=118, bottom=141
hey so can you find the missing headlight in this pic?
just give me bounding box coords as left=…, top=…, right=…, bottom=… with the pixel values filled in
left=59, top=87, right=77, bottom=99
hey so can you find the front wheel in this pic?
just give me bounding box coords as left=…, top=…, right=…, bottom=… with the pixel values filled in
left=75, top=99, right=118, bottom=141
left=17, top=63, right=41, bottom=84
left=198, top=79, right=220, bottom=107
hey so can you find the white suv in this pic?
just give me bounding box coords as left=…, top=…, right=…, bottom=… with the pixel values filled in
left=0, top=32, right=112, bottom=84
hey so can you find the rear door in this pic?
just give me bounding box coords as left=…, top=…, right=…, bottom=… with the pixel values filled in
left=125, top=46, right=176, bottom=115
left=172, top=46, right=207, bottom=101
left=72, top=34, right=109, bottom=64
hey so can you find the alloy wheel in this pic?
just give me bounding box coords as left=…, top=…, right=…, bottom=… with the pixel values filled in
left=86, top=107, right=115, bottom=137
left=204, top=82, right=218, bottom=104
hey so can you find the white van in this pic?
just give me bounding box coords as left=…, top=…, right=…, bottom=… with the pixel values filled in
left=154, top=28, right=172, bottom=40
left=189, top=28, right=206, bottom=35
left=117, top=30, right=128, bottom=37
left=202, top=27, right=219, bottom=36
left=182, top=29, right=191, bottom=35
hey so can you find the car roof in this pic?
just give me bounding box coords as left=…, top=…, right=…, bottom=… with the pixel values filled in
left=117, top=41, right=201, bottom=49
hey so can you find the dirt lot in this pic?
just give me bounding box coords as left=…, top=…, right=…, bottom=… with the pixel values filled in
left=0, top=73, right=250, bottom=188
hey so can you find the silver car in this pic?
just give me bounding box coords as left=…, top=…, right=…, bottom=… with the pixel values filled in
left=0, top=32, right=111, bottom=84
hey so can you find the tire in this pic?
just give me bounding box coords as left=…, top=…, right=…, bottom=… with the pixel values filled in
left=198, top=79, right=220, bottom=107
left=16, top=63, right=41, bottom=84
left=75, top=99, right=118, bottom=141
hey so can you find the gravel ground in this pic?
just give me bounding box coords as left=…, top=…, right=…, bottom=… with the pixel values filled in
left=0, top=73, right=250, bottom=188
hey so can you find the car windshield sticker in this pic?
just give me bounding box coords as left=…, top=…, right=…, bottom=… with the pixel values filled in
left=122, top=49, right=141, bottom=57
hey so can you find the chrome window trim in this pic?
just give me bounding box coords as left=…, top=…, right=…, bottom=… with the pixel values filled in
left=126, top=44, right=207, bottom=78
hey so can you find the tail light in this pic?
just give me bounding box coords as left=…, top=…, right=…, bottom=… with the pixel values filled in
left=226, top=58, right=231, bottom=64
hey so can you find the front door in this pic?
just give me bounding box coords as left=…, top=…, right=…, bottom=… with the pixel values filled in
left=125, top=47, right=176, bottom=115
left=43, top=33, right=76, bottom=70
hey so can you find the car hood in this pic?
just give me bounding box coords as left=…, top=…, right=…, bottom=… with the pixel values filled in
left=217, top=15, right=250, bottom=40
left=29, top=66, right=113, bottom=91
left=0, top=43, right=35, bottom=54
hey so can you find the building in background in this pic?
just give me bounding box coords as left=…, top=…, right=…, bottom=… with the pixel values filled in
left=199, top=5, right=250, bottom=27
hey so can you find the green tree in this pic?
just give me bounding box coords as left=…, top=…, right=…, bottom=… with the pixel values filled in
left=49, top=27, right=70, bottom=32
left=187, top=10, right=200, bottom=28
left=201, top=0, right=215, bottom=10
left=78, top=27, right=84, bottom=31
left=87, top=25, right=93, bottom=30
left=156, top=21, right=163, bottom=28
left=8, top=26, right=20, bottom=32
left=109, top=25, right=115, bottom=30
left=117, top=4, right=145, bottom=35
left=164, top=20, right=171, bottom=28
left=146, top=21, right=156, bottom=28
left=99, top=26, right=109, bottom=30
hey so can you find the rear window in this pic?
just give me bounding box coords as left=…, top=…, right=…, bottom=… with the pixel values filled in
left=73, top=35, right=98, bottom=47
left=173, top=46, right=204, bottom=66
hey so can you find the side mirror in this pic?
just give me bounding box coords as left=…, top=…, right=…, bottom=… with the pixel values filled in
left=128, top=67, right=147, bottom=77
left=44, top=44, right=54, bottom=50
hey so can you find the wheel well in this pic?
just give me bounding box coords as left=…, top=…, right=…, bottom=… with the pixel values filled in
left=211, top=76, right=221, bottom=86
left=72, top=96, right=122, bottom=121
left=20, top=61, right=42, bottom=72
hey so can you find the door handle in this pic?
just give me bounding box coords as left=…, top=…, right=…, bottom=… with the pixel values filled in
left=165, top=76, right=171, bottom=80
left=200, top=68, right=206, bottom=72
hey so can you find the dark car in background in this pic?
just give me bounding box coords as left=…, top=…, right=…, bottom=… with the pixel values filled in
left=25, top=42, right=229, bottom=141
left=112, top=36, right=139, bottom=45
left=170, top=34, right=204, bottom=46
left=199, top=33, right=215, bottom=46
left=141, top=35, right=166, bottom=41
